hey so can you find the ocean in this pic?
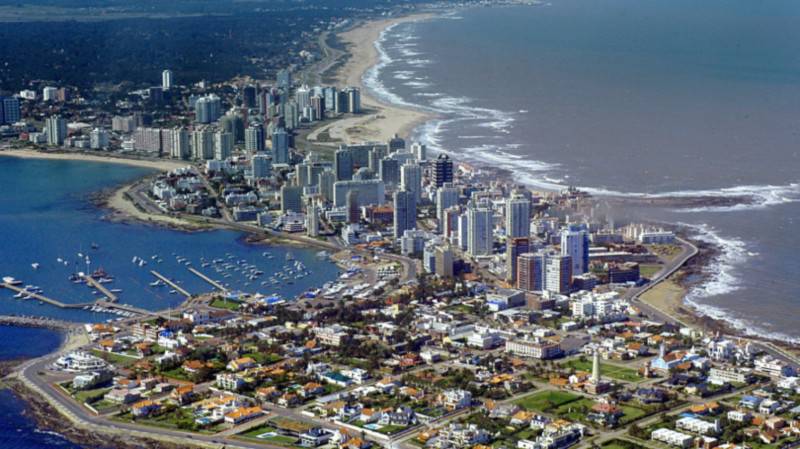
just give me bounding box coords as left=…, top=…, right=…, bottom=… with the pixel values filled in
left=0, top=325, right=86, bottom=449
left=367, top=0, right=800, bottom=341
left=0, top=156, right=341, bottom=448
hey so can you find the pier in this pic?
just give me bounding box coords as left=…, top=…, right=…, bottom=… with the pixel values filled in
left=150, top=271, right=192, bottom=298
left=81, top=275, right=118, bottom=302
left=187, top=267, right=227, bottom=292
left=0, top=315, right=79, bottom=330
left=94, top=300, right=151, bottom=316
left=0, top=283, right=91, bottom=309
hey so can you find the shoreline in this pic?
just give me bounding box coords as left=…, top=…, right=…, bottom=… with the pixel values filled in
left=307, top=12, right=439, bottom=144
left=342, top=7, right=800, bottom=348
left=0, top=148, right=189, bottom=171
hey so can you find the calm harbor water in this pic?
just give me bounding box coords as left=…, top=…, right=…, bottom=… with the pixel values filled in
left=367, top=0, right=800, bottom=341
left=0, top=157, right=340, bottom=322
left=0, top=156, right=341, bottom=448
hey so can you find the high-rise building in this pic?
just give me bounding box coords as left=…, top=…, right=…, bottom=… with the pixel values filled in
left=467, top=203, right=493, bottom=257
left=561, top=223, right=590, bottom=275
left=346, top=190, right=360, bottom=224
left=167, top=128, right=190, bottom=159
left=393, top=189, right=417, bottom=240
left=345, top=87, right=361, bottom=113
left=388, top=134, right=405, bottom=152
left=317, top=169, right=335, bottom=203
left=219, top=113, right=245, bottom=143
left=379, top=157, right=400, bottom=186
left=295, top=85, right=311, bottom=110
left=242, top=85, right=257, bottom=109
left=334, top=148, right=354, bottom=181
left=323, top=87, right=337, bottom=111
left=435, top=247, right=454, bottom=278
left=45, top=115, right=67, bottom=146
left=0, top=96, right=21, bottom=125
left=433, top=154, right=454, bottom=187
left=506, top=237, right=531, bottom=284
left=281, top=185, right=303, bottom=213
left=306, top=202, right=320, bottom=237
left=506, top=194, right=531, bottom=239
left=457, top=211, right=469, bottom=251
left=194, top=94, right=222, bottom=124
left=271, top=128, right=290, bottom=164
left=516, top=252, right=544, bottom=292
left=214, top=131, right=233, bottom=160
left=111, top=116, right=136, bottom=133
left=333, top=179, right=385, bottom=207
left=400, top=162, right=422, bottom=203
left=310, top=95, right=325, bottom=121
left=89, top=128, right=109, bottom=150
left=162, top=69, right=173, bottom=90
left=42, top=86, right=58, bottom=102
left=410, top=142, right=427, bottom=161
left=133, top=127, right=162, bottom=153
left=545, top=254, right=573, bottom=295
left=251, top=154, right=272, bottom=179
left=436, top=183, right=460, bottom=228
left=277, top=69, right=292, bottom=90
left=245, top=124, right=265, bottom=152
left=191, top=127, right=214, bottom=160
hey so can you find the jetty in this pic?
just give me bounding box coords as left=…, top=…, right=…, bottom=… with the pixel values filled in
left=0, top=283, right=91, bottom=309
left=150, top=271, right=192, bottom=298
left=187, top=267, right=227, bottom=292
left=0, top=315, right=79, bottom=330
left=81, top=275, right=118, bottom=302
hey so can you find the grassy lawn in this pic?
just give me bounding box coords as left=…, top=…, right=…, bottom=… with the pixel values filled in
left=602, top=440, right=648, bottom=449
left=72, top=386, right=111, bottom=404
left=514, top=390, right=581, bottom=412
left=638, top=263, right=663, bottom=279
left=160, top=367, right=191, bottom=381
left=210, top=298, right=241, bottom=310
left=377, top=424, right=409, bottom=434
left=90, top=349, right=138, bottom=367
left=552, top=397, right=595, bottom=422
left=239, top=424, right=301, bottom=446
left=562, top=359, right=641, bottom=382
left=619, top=404, right=648, bottom=424
left=241, top=352, right=283, bottom=365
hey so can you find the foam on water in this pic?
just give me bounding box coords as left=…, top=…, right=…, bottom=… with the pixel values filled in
left=679, top=223, right=800, bottom=344
left=366, top=14, right=800, bottom=342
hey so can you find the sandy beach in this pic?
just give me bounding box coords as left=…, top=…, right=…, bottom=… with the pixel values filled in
left=307, top=13, right=437, bottom=144
left=0, top=148, right=189, bottom=171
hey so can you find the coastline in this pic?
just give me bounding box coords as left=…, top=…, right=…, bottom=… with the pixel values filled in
left=341, top=7, right=800, bottom=350
left=0, top=148, right=189, bottom=172
left=307, top=12, right=438, bottom=144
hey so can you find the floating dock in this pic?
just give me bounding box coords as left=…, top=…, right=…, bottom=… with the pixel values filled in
left=150, top=271, right=192, bottom=297
left=0, top=283, right=91, bottom=309
left=187, top=267, right=227, bottom=292
left=81, top=275, right=118, bottom=302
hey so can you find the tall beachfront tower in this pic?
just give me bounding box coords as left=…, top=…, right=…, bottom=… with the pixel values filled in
left=591, top=350, right=601, bottom=384
left=162, top=69, right=173, bottom=90
left=560, top=223, right=589, bottom=275
left=506, top=194, right=531, bottom=239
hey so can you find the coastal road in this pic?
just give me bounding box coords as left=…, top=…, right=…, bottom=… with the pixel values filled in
left=625, top=237, right=698, bottom=326
left=14, top=353, right=318, bottom=449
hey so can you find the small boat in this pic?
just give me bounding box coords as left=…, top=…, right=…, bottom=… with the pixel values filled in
left=110, top=288, right=123, bottom=293
left=2, top=276, right=22, bottom=285
left=31, top=263, right=40, bottom=270
left=91, top=242, right=100, bottom=250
